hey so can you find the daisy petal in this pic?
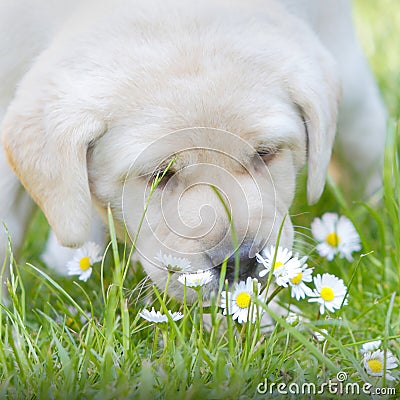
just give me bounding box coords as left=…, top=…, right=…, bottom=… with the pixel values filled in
left=311, top=213, right=361, bottom=261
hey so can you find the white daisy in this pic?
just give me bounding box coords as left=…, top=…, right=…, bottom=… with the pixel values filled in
left=361, top=340, right=382, bottom=354
left=155, top=251, right=191, bottom=271
left=308, top=273, right=348, bottom=314
left=66, top=242, right=102, bottom=282
left=256, top=246, right=302, bottom=287
left=314, top=329, right=329, bottom=342
left=257, top=246, right=293, bottom=278
left=288, top=257, right=314, bottom=300
left=220, top=277, right=264, bottom=324
left=177, top=269, right=213, bottom=287
left=139, top=307, right=184, bottom=323
left=363, top=349, right=398, bottom=381
left=274, top=257, right=303, bottom=287
left=285, top=312, right=300, bottom=325
left=311, top=213, right=361, bottom=261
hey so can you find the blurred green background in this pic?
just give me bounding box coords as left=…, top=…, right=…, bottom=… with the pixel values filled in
left=353, top=0, right=400, bottom=117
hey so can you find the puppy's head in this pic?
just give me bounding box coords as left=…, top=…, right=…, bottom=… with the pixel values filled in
left=1, top=3, right=340, bottom=300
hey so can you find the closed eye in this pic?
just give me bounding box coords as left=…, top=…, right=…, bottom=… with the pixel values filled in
left=257, top=148, right=279, bottom=164
left=150, top=169, right=175, bottom=187
left=148, top=157, right=178, bottom=188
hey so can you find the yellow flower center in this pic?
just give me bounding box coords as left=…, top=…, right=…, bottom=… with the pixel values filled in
left=66, top=317, right=79, bottom=330
left=290, top=272, right=303, bottom=285
left=326, top=232, right=340, bottom=247
left=367, top=359, right=383, bottom=374
left=320, top=287, right=335, bottom=302
left=235, top=292, right=251, bottom=309
left=273, top=261, right=284, bottom=270
left=79, top=256, right=91, bottom=271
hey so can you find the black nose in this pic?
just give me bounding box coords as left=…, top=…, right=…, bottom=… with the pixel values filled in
left=221, top=240, right=260, bottom=283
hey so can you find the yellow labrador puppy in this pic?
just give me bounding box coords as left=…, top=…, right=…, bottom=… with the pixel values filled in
left=0, top=0, right=385, bottom=300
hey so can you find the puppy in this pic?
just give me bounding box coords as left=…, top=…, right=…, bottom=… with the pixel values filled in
left=0, top=0, right=386, bottom=301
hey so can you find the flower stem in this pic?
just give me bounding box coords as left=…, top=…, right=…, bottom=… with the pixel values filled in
left=161, top=329, right=168, bottom=355
left=151, top=326, right=159, bottom=358
left=163, top=271, right=172, bottom=304
left=197, top=288, right=203, bottom=347
left=266, top=286, right=284, bottom=305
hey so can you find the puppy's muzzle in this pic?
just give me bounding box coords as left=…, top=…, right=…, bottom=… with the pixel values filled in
left=213, top=240, right=261, bottom=284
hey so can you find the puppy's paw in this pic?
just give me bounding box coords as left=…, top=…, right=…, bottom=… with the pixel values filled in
left=41, top=210, right=107, bottom=274
left=41, top=230, right=78, bottom=275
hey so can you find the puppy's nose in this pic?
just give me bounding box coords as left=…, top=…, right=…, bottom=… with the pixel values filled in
left=223, top=240, right=260, bottom=282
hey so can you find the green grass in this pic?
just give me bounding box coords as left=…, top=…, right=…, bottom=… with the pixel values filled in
left=1, top=1, right=400, bottom=398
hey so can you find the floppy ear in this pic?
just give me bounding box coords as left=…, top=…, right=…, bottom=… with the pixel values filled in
left=286, top=50, right=341, bottom=204
left=1, top=68, right=106, bottom=248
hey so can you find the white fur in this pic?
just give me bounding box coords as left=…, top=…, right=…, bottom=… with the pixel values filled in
left=41, top=209, right=106, bottom=274
left=0, top=0, right=385, bottom=299
left=281, top=0, right=386, bottom=194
